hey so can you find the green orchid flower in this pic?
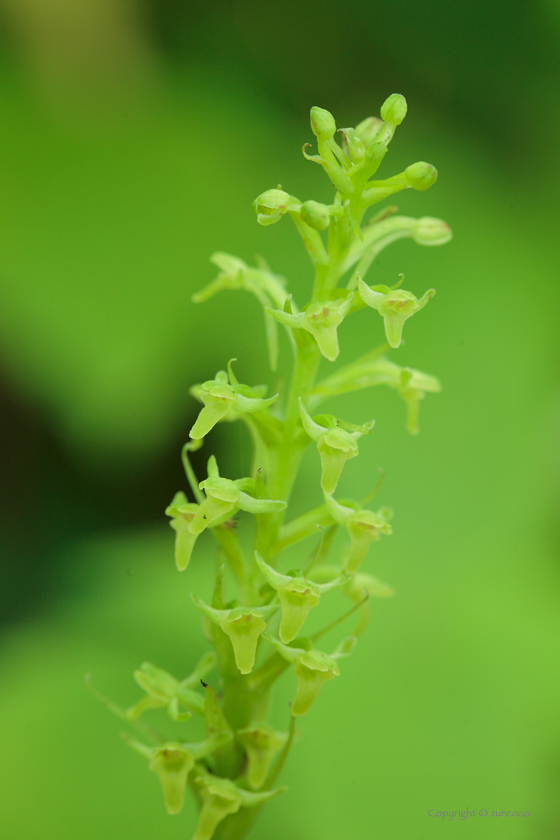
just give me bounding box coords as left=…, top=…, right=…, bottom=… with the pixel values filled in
left=190, top=456, right=287, bottom=535
left=266, top=293, right=354, bottom=362
left=126, top=652, right=216, bottom=721
left=357, top=274, right=435, bottom=348
left=191, top=594, right=279, bottom=674
left=263, top=633, right=356, bottom=716
left=237, top=722, right=288, bottom=789
left=324, top=494, right=393, bottom=573
left=193, top=774, right=286, bottom=840
left=255, top=551, right=349, bottom=642
left=123, top=733, right=231, bottom=816
left=298, top=398, right=374, bottom=494
left=165, top=491, right=199, bottom=571
left=189, top=362, right=278, bottom=440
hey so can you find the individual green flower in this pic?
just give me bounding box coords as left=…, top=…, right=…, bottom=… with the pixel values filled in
left=237, top=722, right=288, bottom=789
left=193, top=774, right=286, bottom=840
left=345, top=572, right=395, bottom=601
left=191, top=595, right=279, bottom=674
left=190, top=456, right=287, bottom=535
left=192, top=253, right=289, bottom=371
left=310, top=349, right=442, bottom=434
left=189, top=363, right=278, bottom=439
left=266, top=293, right=354, bottom=361
left=357, top=274, right=435, bottom=349
left=126, top=652, right=216, bottom=721
left=263, top=634, right=356, bottom=716
left=361, top=161, right=438, bottom=208
left=298, top=398, right=374, bottom=494
left=123, top=734, right=231, bottom=816
left=324, top=494, right=393, bottom=573
left=342, top=215, right=452, bottom=281
left=165, top=491, right=199, bottom=571
left=255, top=551, right=349, bottom=642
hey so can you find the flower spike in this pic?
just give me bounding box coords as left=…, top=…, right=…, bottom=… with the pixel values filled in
left=357, top=274, right=435, bottom=348
left=191, top=594, right=279, bottom=674
left=299, top=398, right=374, bottom=494
left=266, top=293, right=354, bottom=361
left=255, top=551, right=349, bottom=642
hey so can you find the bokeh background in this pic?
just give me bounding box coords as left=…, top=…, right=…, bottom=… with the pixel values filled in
left=1, top=2, right=559, bottom=838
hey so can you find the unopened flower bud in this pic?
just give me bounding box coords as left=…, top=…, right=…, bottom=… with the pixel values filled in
left=338, top=127, right=366, bottom=163
left=404, top=161, right=438, bottom=191
left=310, top=106, right=336, bottom=140
left=413, top=216, right=453, bottom=246
left=300, top=200, right=331, bottom=231
left=380, top=93, right=407, bottom=125
left=355, top=115, right=384, bottom=147
left=252, top=189, right=292, bottom=226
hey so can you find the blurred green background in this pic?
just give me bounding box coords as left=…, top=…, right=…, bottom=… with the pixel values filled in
left=0, top=1, right=559, bottom=838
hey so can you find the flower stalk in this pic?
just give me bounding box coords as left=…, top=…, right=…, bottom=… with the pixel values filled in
left=92, top=94, right=451, bottom=840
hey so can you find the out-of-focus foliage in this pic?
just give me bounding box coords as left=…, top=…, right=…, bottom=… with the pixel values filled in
left=0, top=1, right=559, bottom=838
